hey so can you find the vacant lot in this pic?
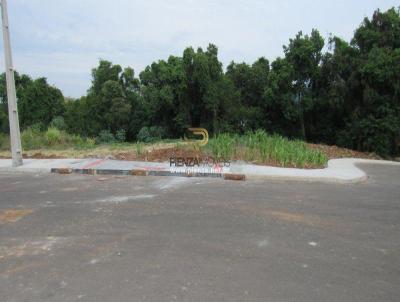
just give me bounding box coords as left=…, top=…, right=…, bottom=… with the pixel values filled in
left=1, top=130, right=379, bottom=169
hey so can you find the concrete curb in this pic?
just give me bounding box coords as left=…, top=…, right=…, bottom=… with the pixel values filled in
left=0, top=167, right=49, bottom=174
left=245, top=173, right=368, bottom=184
left=50, top=168, right=246, bottom=181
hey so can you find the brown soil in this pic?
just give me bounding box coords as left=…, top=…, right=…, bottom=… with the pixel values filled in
left=115, top=147, right=204, bottom=162
left=0, top=153, right=66, bottom=159
left=25, top=153, right=65, bottom=159
left=307, top=143, right=380, bottom=160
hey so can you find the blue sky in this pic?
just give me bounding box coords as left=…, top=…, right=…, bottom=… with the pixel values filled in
left=0, top=0, right=398, bottom=97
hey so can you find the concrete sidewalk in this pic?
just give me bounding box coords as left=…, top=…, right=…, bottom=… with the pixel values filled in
left=0, top=158, right=399, bottom=183
left=232, top=158, right=400, bottom=183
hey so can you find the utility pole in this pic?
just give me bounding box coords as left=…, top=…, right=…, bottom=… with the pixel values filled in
left=1, top=0, right=22, bottom=166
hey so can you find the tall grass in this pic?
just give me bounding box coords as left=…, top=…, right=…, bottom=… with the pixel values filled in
left=136, top=142, right=144, bottom=156
left=0, top=133, right=10, bottom=151
left=206, top=130, right=327, bottom=168
left=208, top=133, right=238, bottom=159
left=17, top=127, right=95, bottom=150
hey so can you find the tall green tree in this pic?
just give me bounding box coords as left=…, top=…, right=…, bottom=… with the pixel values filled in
left=331, top=8, right=400, bottom=155
left=264, top=57, right=299, bottom=137
left=283, top=29, right=324, bottom=140
left=18, top=77, right=65, bottom=129
left=0, top=72, right=65, bottom=131
left=71, top=60, right=140, bottom=138
left=139, top=55, right=185, bottom=137
left=226, top=57, right=270, bottom=131
left=181, top=44, right=224, bottom=131
left=140, top=44, right=232, bottom=136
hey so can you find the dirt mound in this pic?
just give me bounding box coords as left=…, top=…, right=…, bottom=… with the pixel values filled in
left=115, top=147, right=204, bottom=162
left=307, top=143, right=380, bottom=160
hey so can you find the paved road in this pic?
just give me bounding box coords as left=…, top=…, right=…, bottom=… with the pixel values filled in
left=0, top=164, right=399, bottom=302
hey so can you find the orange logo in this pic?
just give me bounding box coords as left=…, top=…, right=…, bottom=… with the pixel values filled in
left=184, top=128, right=209, bottom=146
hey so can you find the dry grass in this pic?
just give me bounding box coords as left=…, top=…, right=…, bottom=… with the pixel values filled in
left=0, top=142, right=182, bottom=159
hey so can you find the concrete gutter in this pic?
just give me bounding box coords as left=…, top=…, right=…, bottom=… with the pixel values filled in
left=0, top=158, right=399, bottom=183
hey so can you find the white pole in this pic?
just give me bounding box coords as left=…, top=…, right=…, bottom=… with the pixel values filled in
left=1, top=0, right=23, bottom=167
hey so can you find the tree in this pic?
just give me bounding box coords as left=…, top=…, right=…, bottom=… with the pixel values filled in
left=71, top=60, right=141, bottom=138
left=0, top=72, right=65, bottom=131
left=332, top=8, right=400, bottom=155
left=264, top=57, right=299, bottom=137
left=226, top=57, right=270, bottom=131
left=181, top=44, right=224, bottom=131
left=140, top=55, right=185, bottom=137
left=18, top=77, right=65, bottom=129
left=283, top=29, right=324, bottom=140
left=204, top=75, right=241, bottom=133
left=140, top=44, right=230, bottom=136
left=65, top=97, right=90, bottom=136
left=89, top=60, right=122, bottom=95
left=305, top=37, right=355, bottom=144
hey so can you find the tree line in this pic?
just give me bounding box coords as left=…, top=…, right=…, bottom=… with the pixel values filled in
left=0, top=8, right=399, bottom=156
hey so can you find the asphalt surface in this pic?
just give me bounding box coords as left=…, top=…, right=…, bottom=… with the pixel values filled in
left=0, top=163, right=399, bottom=302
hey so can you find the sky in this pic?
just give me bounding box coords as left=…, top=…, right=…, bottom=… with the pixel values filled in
left=0, top=0, right=398, bottom=98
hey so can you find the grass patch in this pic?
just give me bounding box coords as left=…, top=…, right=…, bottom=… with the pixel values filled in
left=0, top=133, right=10, bottom=151
left=20, top=127, right=95, bottom=150
left=0, top=127, right=96, bottom=156
left=204, top=130, right=328, bottom=168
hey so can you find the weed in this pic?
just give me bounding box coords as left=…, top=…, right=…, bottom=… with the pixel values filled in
left=136, top=142, right=144, bottom=156
left=45, top=127, right=62, bottom=146
left=206, top=130, right=327, bottom=168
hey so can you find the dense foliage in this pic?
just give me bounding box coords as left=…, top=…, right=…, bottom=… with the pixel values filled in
left=0, top=8, right=399, bottom=156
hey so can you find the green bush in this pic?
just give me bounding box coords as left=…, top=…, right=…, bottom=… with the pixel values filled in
left=0, top=133, right=10, bottom=150
left=45, top=127, right=62, bottom=146
left=49, top=116, right=66, bottom=130
left=115, top=129, right=126, bottom=143
left=21, top=127, right=45, bottom=150
left=137, top=127, right=150, bottom=142
left=96, top=130, right=116, bottom=144
left=85, top=138, right=96, bottom=147
left=337, top=117, right=396, bottom=157
left=29, top=122, right=46, bottom=132
left=20, top=126, right=95, bottom=150
left=137, top=126, right=165, bottom=143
